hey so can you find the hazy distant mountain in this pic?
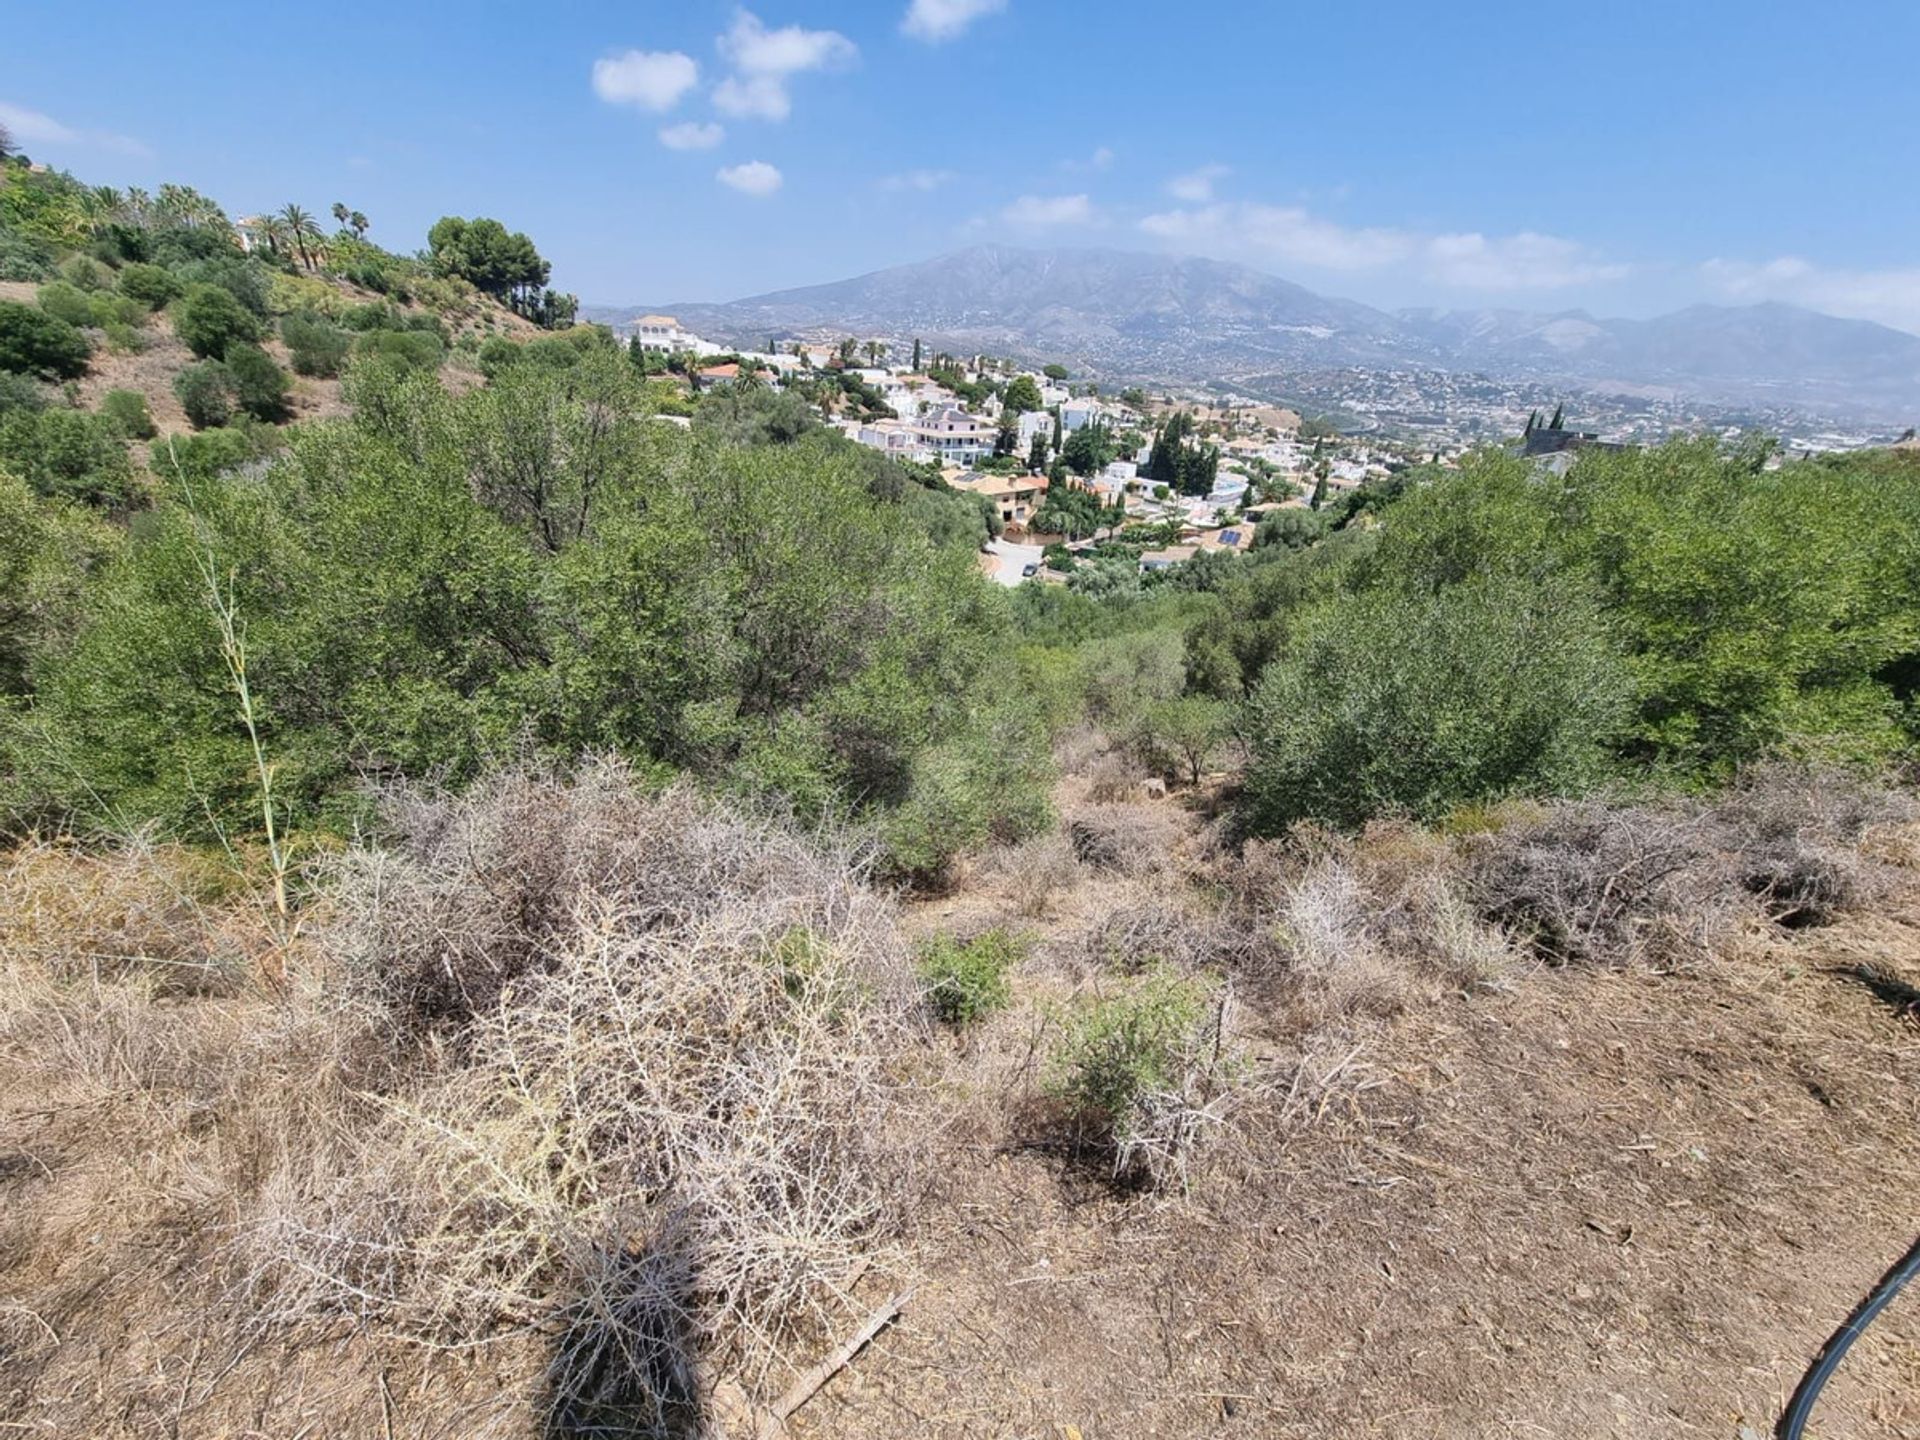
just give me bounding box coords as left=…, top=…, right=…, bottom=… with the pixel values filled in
left=594, top=245, right=1920, bottom=419
left=1399, top=301, right=1920, bottom=412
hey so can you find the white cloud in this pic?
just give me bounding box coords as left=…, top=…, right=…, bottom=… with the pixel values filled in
left=1702, top=256, right=1920, bottom=335
left=718, top=160, right=784, bottom=196
left=591, top=50, right=700, bottom=112
left=1002, top=193, right=1094, bottom=228
left=659, top=120, right=726, bottom=151
left=1425, top=231, right=1630, bottom=290
left=902, top=0, right=1007, bottom=43
left=713, top=10, right=856, bottom=120
left=1139, top=201, right=1628, bottom=291
left=1167, top=163, right=1229, bottom=203
left=714, top=74, right=794, bottom=121
left=881, top=167, right=956, bottom=192
left=0, top=100, right=147, bottom=156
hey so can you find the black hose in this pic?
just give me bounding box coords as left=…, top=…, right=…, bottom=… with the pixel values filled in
left=1777, top=1234, right=1920, bottom=1439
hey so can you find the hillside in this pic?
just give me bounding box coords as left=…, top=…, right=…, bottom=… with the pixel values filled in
left=596, top=245, right=1920, bottom=418
left=5, top=760, right=1919, bottom=1437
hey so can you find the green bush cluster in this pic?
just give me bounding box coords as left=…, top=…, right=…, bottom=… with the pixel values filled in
left=8, top=353, right=1048, bottom=880
left=0, top=407, right=133, bottom=506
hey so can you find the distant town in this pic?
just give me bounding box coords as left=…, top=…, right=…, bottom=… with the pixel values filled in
left=618, top=311, right=1430, bottom=586
left=616, top=310, right=1917, bottom=591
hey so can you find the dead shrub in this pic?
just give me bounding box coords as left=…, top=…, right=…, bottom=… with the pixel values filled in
left=1084, top=893, right=1254, bottom=976
left=255, top=762, right=920, bottom=1425
left=1469, top=767, right=1915, bottom=964
left=1065, top=801, right=1182, bottom=876
left=1707, top=763, right=1916, bottom=927
left=1052, top=723, right=1107, bottom=778
left=1086, top=750, right=1143, bottom=804
left=991, top=831, right=1081, bottom=918
left=1467, top=800, right=1740, bottom=966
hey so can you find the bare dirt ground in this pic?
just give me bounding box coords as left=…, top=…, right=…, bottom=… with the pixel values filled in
left=2, top=775, right=1917, bottom=1439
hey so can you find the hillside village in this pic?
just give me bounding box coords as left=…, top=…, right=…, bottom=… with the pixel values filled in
left=618, top=311, right=1419, bottom=585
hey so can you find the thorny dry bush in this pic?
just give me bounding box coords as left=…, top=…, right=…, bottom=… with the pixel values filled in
left=254, top=762, right=924, bottom=1430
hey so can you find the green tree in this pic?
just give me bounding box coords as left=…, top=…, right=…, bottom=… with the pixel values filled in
left=1043, top=363, right=1069, bottom=381
left=1061, top=420, right=1115, bottom=477
left=1243, top=569, right=1629, bottom=831
left=1003, top=374, right=1043, bottom=416
left=425, top=215, right=551, bottom=311
left=278, top=203, right=322, bottom=270
left=1133, top=695, right=1230, bottom=786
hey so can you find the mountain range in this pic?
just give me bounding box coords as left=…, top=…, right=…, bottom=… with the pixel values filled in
left=590, top=246, right=1920, bottom=422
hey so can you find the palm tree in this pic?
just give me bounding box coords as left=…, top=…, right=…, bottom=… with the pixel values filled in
left=349, top=210, right=369, bottom=239
left=331, top=201, right=349, bottom=229
left=0, top=122, right=13, bottom=162
left=257, top=215, right=290, bottom=258
left=279, top=204, right=320, bottom=270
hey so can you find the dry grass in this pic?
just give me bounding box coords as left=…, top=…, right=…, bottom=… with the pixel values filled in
left=0, top=831, right=266, bottom=992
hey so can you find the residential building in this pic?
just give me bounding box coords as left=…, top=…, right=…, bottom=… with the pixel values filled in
left=917, top=406, right=997, bottom=465
left=951, top=471, right=1047, bottom=529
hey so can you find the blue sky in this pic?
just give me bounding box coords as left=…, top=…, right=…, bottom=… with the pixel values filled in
left=6, top=0, right=1920, bottom=328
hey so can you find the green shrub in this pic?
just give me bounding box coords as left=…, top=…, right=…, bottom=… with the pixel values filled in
left=918, top=929, right=1024, bottom=1025
left=35, top=281, right=96, bottom=329
left=100, top=320, right=146, bottom=354
left=1243, top=570, right=1628, bottom=832
left=1043, top=969, right=1227, bottom=1185
left=87, top=291, right=145, bottom=330
left=0, top=407, right=134, bottom=506
left=172, top=256, right=270, bottom=316
left=351, top=327, right=444, bottom=372
left=172, top=284, right=263, bottom=359
left=224, top=343, right=291, bottom=421
left=98, top=390, right=157, bottom=441
left=281, top=311, right=351, bottom=378
left=0, top=372, right=49, bottom=416
left=0, top=228, right=58, bottom=282
left=61, top=255, right=110, bottom=292
left=149, top=424, right=282, bottom=485
left=0, top=301, right=90, bottom=378
left=116, top=263, right=183, bottom=310
left=174, top=361, right=235, bottom=429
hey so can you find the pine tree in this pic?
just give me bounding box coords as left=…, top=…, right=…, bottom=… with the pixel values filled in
left=912, top=338, right=922, bottom=372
